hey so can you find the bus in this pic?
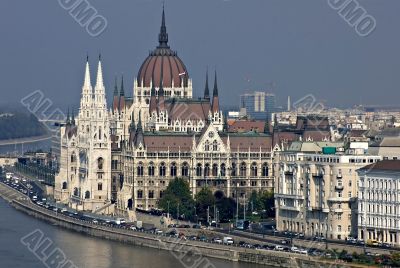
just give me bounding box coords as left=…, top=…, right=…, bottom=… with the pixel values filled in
left=236, top=220, right=250, bottom=230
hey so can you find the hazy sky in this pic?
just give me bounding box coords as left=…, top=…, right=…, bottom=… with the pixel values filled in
left=0, top=0, right=399, bottom=111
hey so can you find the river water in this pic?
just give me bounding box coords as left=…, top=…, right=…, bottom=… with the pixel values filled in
left=0, top=198, right=269, bottom=268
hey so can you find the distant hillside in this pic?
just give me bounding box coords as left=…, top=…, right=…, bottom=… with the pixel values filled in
left=0, top=111, right=48, bottom=140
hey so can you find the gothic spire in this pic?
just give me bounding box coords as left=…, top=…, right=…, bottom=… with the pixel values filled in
left=66, top=107, right=70, bottom=124
left=71, top=109, right=75, bottom=125
left=120, top=75, right=125, bottom=97
left=213, top=70, right=218, bottom=97
left=95, top=54, right=104, bottom=88
left=149, top=76, right=157, bottom=113
left=83, top=56, right=91, bottom=89
left=129, top=111, right=135, bottom=133
left=212, top=70, right=220, bottom=113
left=158, top=60, right=166, bottom=111
left=113, top=76, right=119, bottom=96
left=158, top=5, right=169, bottom=48
left=204, top=69, right=210, bottom=100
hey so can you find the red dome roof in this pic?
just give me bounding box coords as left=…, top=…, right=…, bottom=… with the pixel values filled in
left=137, top=8, right=189, bottom=88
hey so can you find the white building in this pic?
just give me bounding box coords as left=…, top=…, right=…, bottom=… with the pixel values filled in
left=357, top=160, right=400, bottom=245
left=274, top=142, right=381, bottom=240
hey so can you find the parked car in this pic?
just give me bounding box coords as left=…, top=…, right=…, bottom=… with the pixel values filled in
left=275, top=245, right=284, bottom=251
left=223, top=237, right=234, bottom=245
left=212, top=238, right=222, bottom=244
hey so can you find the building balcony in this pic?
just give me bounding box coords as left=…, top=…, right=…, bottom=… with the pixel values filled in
left=335, top=185, right=344, bottom=191
left=328, top=197, right=350, bottom=202
left=280, top=206, right=300, bottom=212
left=275, top=193, right=304, bottom=200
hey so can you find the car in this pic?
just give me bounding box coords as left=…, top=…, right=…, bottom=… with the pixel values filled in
left=32, top=195, right=38, bottom=201
left=298, top=233, right=305, bottom=238
left=298, top=248, right=308, bottom=255
left=291, top=246, right=299, bottom=253
left=188, top=235, right=198, bottom=241
left=383, top=243, right=391, bottom=248
left=212, top=238, right=222, bottom=244
left=199, top=236, right=207, bottom=242
left=154, top=229, right=163, bottom=235
left=61, top=208, right=68, bottom=213
left=238, top=241, right=246, bottom=247
left=192, top=224, right=201, bottom=229
left=223, top=237, right=234, bottom=245
left=92, top=219, right=98, bottom=224
left=53, top=208, right=58, bottom=212
left=130, top=226, right=137, bottom=231
left=275, top=245, right=284, bottom=251
left=281, top=239, right=290, bottom=244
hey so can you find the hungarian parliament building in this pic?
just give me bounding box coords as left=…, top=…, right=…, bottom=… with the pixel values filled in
left=54, top=8, right=329, bottom=215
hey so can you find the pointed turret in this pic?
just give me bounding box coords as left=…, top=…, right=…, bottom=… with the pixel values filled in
left=119, top=75, right=126, bottom=111
left=149, top=76, right=158, bottom=114
left=66, top=107, right=71, bottom=125
left=71, top=109, right=75, bottom=125
left=112, top=76, right=119, bottom=111
left=212, top=70, right=220, bottom=113
left=158, top=5, right=169, bottom=48
left=204, top=69, right=210, bottom=100
left=129, top=112, right=136, bottom=145
left=79, top=56, right=93, bottom=113
left=94, top=54, right=107, bottom=109
left=133, top=111, right=145, bottom=148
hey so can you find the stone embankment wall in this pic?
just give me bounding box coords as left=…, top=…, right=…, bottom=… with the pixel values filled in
left=0, top=183, right=357, bottom=268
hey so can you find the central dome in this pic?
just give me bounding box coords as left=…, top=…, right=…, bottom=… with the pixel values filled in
left=137, top=8, right=189, bottom=88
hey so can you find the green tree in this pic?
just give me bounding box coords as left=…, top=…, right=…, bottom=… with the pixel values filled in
left=158, top=178, right=194, bottom=220
left=195, top=187, right=215, bottom=222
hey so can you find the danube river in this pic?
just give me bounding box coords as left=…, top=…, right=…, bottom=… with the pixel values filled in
left=0, top=199, right=269, bottom=268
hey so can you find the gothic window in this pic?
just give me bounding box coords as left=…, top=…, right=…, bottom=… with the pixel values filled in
left=262, top=163, right=269, bottom=177
left=212, top=163, right=218, bottom=177
left=204, top=140, right=210, bottom=151
left=62, top=182, right=67, bottom=189
left=220, top=164, right=226, bottom=177
left=98, top=183, right=103, bottom=191
left=181, top=162, right=189, bottom=177
left=148, top=162, right=155, bottom=176
left=160, top=190, right=164, bottom=199
left=159, top=162, right=166, bottom=177
left=99, top=127, right=102, bottom=140
left=170, top=162, right=177, bottom=177
left=85, top=191, right=90, bottom=199
left=137, top=190, right=143, bottom=199
left=240, top=162, right=247, bottom=177
left=97, top=157, right=104, bottom=170
left=231, top=163, right=237, bottom=176
left=251, top=162, right=258, bottom=177
left=196, top=164, right=202, bottom=177
left=137, top=162, right=144, bottom=176
left=70, top=153, right=76, bottom=163
left=73, top=187, right=79, bottom=196
left=204, top=163, right=210, bottom=177
left=212, top=140, right=218, bottom=151
left=149, top=190, right=154, bottom=199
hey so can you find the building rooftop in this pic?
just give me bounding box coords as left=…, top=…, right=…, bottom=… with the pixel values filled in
left=359, top=160, right=400, bottom=172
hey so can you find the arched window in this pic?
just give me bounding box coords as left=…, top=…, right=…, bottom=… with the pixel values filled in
left=170, top=162, right=177, bottom=177
left=240, top=162, right=247, bottom=177
left=62, top=182, right=67, bottom=189
left=85, top=191, right=90, bottom=199
left=262, top=163, right=269, bottom=177
left=212, top=163, right=218, bottom=177
left=196, top=164, right=202, bottom=177
left=220, top=164, right=226, bottom=177
left=97, top=157, right=104, bottom=170
left=204, top=141, right=210, bottom=151
left=204, top=163, right=210, bottom=177
left=98, top=183, right=103, bottom=191
left=231, top=163, right=237, bottom=176
left=251, top=162, right=258, bottom=177
left=137, top=190, right=143, bottom=199
left=70, top=153, right=76, bottom=163
left=212, top=140, right=218, bottom=151
left=159, top=162, right=166, bottom=177
left=181, top=162, right=189, bottom=177
left=137, top=162, right=144, bottom=176
left=73, top=187, right=78, bottom=196
left=148, top=162, right=155, bottom=176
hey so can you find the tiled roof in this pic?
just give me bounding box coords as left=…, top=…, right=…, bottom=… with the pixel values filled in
left=359, top=160, right=400, bottom=172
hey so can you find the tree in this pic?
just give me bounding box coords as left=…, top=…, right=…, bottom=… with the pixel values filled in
left=195, top=187, right=215, bottom=222
left=216, top=196, right=236, bottom=222
left=246, top=190, right=275, bottom=218
left=158, top=178, right=194, bottom=220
